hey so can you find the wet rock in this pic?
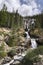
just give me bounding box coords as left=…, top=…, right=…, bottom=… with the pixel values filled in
left=36, top=38, right=43, bottom=45
left=30, top=29, right=40, bottom=38
left=30, top=34, right=40, bottom=38
left=10, top=60, right=20, bottom=65
left=23, top=33, right=27, bottom=37
left=25, top=39, right=31, bottom=48
left=2, top=57, right=11, bottom=64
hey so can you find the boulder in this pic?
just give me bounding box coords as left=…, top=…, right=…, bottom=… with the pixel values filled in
left=19, top=36, right=25, bottom=42
left=2, top=57, right=11, bottom=64
left=30, top=29, right=40, bottom=38
left=36, top=38, right=43, bottom=45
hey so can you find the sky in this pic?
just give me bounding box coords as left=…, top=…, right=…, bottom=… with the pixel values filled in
left=0, top=0, right=43, bottom=16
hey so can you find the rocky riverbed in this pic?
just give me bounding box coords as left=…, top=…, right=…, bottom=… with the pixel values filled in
left=0, top=27, right=43, bottom=65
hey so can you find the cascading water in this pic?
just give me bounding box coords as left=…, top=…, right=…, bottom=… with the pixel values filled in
left=25, top=31, right=37, bottom=49
left=3, top=19, right=37, bottom=65
left=25, top=31, right=30, bottom=39
left=31, top=38, right=37, bottom=49
left=24, top=19, right=37, bottom=49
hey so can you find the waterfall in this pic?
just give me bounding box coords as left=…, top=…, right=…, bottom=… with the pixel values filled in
left=31, top=38, right=37, bottom=49
left=25, top=31, right=30, bottom=39
left=25, top=31, right=37, bottom=49
left=24, top=20, right=37, bottom=49
left=3, top=19, right=37, bottom=65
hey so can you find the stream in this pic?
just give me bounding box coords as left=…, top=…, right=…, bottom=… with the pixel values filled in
left=3, top=32, right=37, bottom=65
left=25, top=30, right=37, bottom=49
left=2, top=21, right=37, bottom=65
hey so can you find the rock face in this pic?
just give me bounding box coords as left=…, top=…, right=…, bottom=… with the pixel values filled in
left=0, top=28, right=12, bottom=52
left=29, top=29, right=43, bottom=38
left=29, top=29, right=43, bottom=46
left=36, top=38, right=43, bottom=46
left=19, top=36, right=25, bottom=42
left=4, top=35, right=11, bottom=45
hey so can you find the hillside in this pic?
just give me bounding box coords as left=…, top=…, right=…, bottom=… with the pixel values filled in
left=0, top=4, right=43, bottom=65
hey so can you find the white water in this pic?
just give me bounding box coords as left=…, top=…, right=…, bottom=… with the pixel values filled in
left=25, top=31, right=37, bottom=49
left=3, top=53, right=26, bottom=65
left=25, top=31, right=30, bottom=39
left=31, top=38, right=37, bottom=49
left=3, top=60, right=14, bottom=65
left=3, top=33, right=37, bottom=65
left=2, top=19, right=38, bottom=65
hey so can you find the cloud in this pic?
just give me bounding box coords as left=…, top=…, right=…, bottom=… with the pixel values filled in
left=5, top=0, right=21, bottom=12
left=0, top=0, right=41, bottom=16
left=0, top=0, right=5, bottom=10
left=18, top=0, right=41, bottom=16
left=18, top=4, right=33, bottom=16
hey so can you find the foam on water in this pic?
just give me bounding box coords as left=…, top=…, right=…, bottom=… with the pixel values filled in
left=25, top=31, right=30, bottom=39
left=31, top=38, right=37, bottom=49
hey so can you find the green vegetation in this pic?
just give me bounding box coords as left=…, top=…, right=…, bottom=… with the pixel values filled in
left=0, top=4, right=43, bottom=30
left=0, top=4, right=43, bottom=65
left=25, top=13, right=43, bottom=28
left=0, top=4, right=23, bottom=29
left=7, top=48, right=16, bottom=57
left=0, top=4, right=23, bottom=47
left=26, top=46, right=43, bottom=59
left=5, top=35, right=15, bottom=47
left=0, top=51, right=7, bottom=59
left=0, top=43, right=7, bottom=58
left=5, top=32, right=20, bottom=47
left=21, top=46, right=43, bottom=65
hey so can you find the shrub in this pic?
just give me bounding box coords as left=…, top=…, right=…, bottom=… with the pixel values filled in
left=5, top=35, right=18, bottom=47
left=0, top=43, right=7, bottom=58
left=21, top=46, right=43, bottom=65
left=0, top=51, right=7, bottom=58
left=7, top=48, right=16, bottom=57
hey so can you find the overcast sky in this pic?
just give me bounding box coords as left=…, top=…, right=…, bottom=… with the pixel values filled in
left=0, top=0, right=43, bottom=16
